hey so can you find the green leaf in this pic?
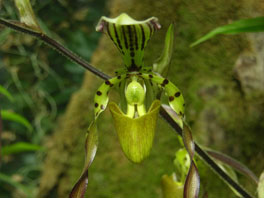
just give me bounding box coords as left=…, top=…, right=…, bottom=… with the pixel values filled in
left=109, top=100, right=160, bottom=163
left=191, top=17, right=264, bottom=47
left=70, top=121, right=98, bottom=198
left=258, top=171, right=264, bottom=198
left=153, top=24, right=174, bottom=76
left=14, top=0, right=41, bottom=32
left=1, top=110, right=33, bottom=132
left=0, top=85, right=14, bottom=102
left=1, top=142, right=43, bottom=156
left=161, top=174, right=184, bottom=198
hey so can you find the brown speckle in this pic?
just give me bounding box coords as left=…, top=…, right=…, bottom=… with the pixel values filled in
left=175, top=92, right=181, bottom=97
left=169, top=96, right=174, bottom=101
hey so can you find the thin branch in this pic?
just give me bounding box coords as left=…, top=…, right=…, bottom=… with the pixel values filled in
left=0, top=19, right=110, bottom=80
left=159, top=107, right=254, bottom=198
left=206, top=149, right=259, bottom=184
left=0, top=18, right=255, bottom=198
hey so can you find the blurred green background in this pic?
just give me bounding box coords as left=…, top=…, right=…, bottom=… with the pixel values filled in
left=0, top=0, right=264, bottom=198
left=0, top=0, right=107, bottom=197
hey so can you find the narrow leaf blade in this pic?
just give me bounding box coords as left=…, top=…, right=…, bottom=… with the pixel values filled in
left=0, top=85, right=14, bottom=102
left=191, top=17, right=264, bottom=47
left=1, top=110, right=33, bottom=132
left=1, top=142, right=43, bottom=156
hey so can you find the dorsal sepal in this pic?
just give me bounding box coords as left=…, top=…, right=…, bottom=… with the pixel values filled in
left=96, top=13, right=161, bottom=71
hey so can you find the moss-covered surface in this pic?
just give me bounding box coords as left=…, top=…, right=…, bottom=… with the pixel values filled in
left=38, top=0, right=264, bottom=197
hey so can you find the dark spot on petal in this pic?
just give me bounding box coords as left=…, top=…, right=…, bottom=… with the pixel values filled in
left=117, top=75, right=121, bottom=79
left=175, top=92, right=181, bottom=97
left=95, top=103, right=99, bottom=107
left=105, top=80, right=113, bottom=87
left=161, top=79, right=169, bottom=86
left=149, top=74, right=153, bottom=78
left=96, top=91, right=102, bottom=96
left=169, top=96, right=174, bottom=101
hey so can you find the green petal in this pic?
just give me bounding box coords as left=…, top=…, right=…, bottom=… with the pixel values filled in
left=182, top=123, right=200, bottom=198
left=70, top=121, right=98, bottom=198
left=109, top=100, right=160, bottom=163
left=161, top=174, right=184, bottom=198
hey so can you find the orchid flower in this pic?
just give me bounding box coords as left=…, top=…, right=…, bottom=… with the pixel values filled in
left=70, top=13, right=199, bottom=198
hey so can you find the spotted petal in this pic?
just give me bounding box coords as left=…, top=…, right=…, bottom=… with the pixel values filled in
left=109, top=100, right=160, bottom=163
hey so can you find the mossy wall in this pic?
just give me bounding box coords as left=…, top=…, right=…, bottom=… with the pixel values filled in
left=38, top=0, right=264, bottom=197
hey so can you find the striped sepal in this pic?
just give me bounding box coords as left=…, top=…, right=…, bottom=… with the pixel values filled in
left=96, top=13, right=161, bottom=71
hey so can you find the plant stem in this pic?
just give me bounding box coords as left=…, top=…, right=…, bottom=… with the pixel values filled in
left=159, top=107, right=254, bottom=198
left=0, top=19, right=110, bottom=81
